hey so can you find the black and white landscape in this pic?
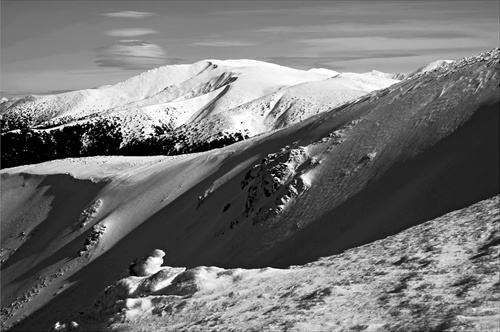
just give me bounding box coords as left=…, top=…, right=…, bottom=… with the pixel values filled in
left=1, top=1, right=499, bottom=331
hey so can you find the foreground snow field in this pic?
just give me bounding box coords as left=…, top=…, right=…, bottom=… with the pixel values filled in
left=62, top=195, right=500, bottom=331
left=1, top=49, right=499, bottom=331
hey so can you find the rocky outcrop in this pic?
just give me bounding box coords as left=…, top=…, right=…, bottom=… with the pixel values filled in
left=78, top=224, right=106, bottom=257
left=78, top=199, right=102, bottom=229
left=239, top=146, right=315, bottom=227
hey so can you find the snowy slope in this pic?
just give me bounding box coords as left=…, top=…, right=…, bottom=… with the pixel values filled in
left=364, top=69, right=407, bottom=80
left=1, top=59, right=397, bottom=142
left=111, top=66, right=397, bottom=140
left=364, top=59, right=456, bottom=81
left=307, top=67, right=340, bottom=76
left=408, top=59, right=454, bottom=78
left=0, top=61, right=210, bottom=120
left=172, top=71, right=398, bottom=140
left=1, top=48, right=499, bottom=331
left=58, top=195, right=500, bottom=331
left=95, top=59, right=342, bottom=137
left=0, top=60, right=331, bottom=125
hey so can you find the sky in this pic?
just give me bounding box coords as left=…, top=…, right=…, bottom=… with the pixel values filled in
left=1, top=0, right=499, bottom=97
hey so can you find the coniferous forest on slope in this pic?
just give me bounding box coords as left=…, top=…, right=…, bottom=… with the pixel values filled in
left=0, top=118, right=249, bottom=169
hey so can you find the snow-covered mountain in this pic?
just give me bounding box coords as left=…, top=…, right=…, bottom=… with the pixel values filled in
left=364, top=59, right=455, bottom=80
left=1, top=48, right=499, bottom=331
left=0, top=60, right=397, bottom=141
left=408, top=59, right=455, bottom=77
left=364, top=69, right=407, bottom=80
left=0, top=57, right=457, bottom=146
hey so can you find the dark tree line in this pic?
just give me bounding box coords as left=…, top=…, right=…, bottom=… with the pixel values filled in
left=1, top=112, right=35, bottom=132
left=1, top=119, right=122, bottom=169
left=120, top=130, right=249, bottom=156
left=1, top=119, right=249, bottom=169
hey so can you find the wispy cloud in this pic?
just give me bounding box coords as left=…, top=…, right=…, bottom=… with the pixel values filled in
left=104, top=29, right=158, bottom=37
left=95, top=40, right=173, bottom=70
left=1, top=89, right=76, bottom=98
left=256, top=26, right=326, bottom=33
left=210, top=1, right=500, bottom=22
left=209, top=7, right=312, bottom=16
left=256, top=24, right=475, bottom=40
left=35, top=89, right=76, bottom=95
left=296, top=37, right=491, bottom=55
left=102, top=11, right=156, bottom=18
left=260, top=53, right=418, bottom=70
left=190, top=41, right=257, bottom=47
left=0, top=91, right=22, bottom=99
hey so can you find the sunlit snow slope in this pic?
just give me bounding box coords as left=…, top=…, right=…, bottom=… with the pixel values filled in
left=0, top=59, right=397, bottom=140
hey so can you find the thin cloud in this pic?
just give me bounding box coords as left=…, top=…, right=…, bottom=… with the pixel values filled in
left=256, top=25, right=474, bottom=40
left=104, top=29, right=158, bottom=37
left=209, top=7, right=313, bottom=16
left=116, top=40, right=155, bottom=47
left=1, top=89, right=75, bottom=98
left=95, top=40, right=173, bottom=70
left=211, top=1, right=499, bottom=22
left=190, top=41, right=257, bottom=47
left=95, top=57, right=169, bottom=70
left=102, top=11, right=156, bottom=18
left=0, top=91, right=20, bottom=99
left=38, top=89, right=76, bottom=95
left=297, top=37, right=490, bottom=53
left=256, top=26, right=326, bottom=33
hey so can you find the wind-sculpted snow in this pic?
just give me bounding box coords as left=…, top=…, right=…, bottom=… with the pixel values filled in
left=1, top=49, right=499, bottom=331
left=129, top=249, right=167, bottom=277
left=54, top=196, right=500, bottom=331
left=407, top=59, right=455, bottom=78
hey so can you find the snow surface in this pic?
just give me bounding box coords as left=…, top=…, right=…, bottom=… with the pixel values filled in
left=364, top=59, right=455, bottom=80
left=69, top=196, right=500, bottom=331
left=307, top=67, right=340, bottom=76
left=409, top=59, right=454, bottom=77
left=1, top=59, right=398, bottom=141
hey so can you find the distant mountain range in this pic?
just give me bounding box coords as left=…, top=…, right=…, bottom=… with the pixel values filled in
left=1, top=59, right=400, bottom=140
left=1, top=57, right=457, bottom=170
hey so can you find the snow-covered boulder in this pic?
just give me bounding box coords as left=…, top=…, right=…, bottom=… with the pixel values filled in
left=130, top=249, right=165, bottom=277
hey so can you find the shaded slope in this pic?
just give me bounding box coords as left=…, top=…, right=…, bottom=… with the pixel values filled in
left=258, top=100, right=499, bottom=267
left=70, top=195, right=500, bottom=331
left=1, top=173, right=109, bottom=329
left=159, top=48, right=500, bottom=268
